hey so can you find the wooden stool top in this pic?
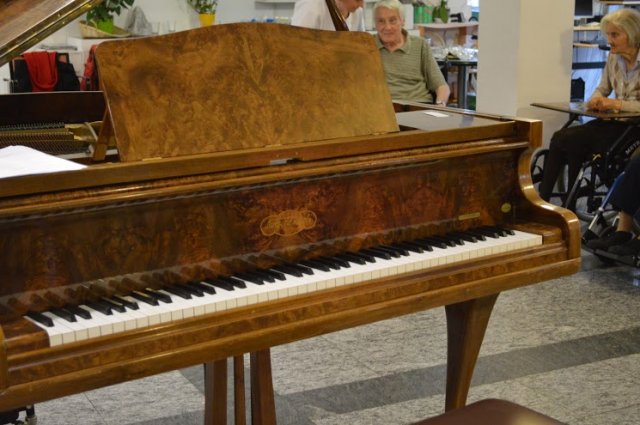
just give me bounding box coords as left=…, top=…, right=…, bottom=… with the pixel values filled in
left=412, top=399, right=567, bottom=425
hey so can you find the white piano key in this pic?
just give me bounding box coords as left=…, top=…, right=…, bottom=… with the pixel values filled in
left=25, top=313, right=71, bottom=346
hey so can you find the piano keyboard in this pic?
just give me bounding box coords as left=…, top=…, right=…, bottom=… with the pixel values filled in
left=24, top=227, right=542, bottom=346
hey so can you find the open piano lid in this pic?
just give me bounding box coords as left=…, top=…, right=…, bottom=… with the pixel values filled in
left=0, top=0, right=101, bottom=67
left=94, top=23, right=400, bottom=162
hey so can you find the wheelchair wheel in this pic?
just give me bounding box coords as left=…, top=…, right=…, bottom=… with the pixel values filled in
left=530, top=148, right=547, bottom=185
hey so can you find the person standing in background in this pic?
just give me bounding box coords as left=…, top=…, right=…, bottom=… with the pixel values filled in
left=292, top=0, right=365, bottom=31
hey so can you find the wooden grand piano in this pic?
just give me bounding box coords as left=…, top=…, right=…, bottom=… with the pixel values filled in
left=0, top=1, right=580, bottom=423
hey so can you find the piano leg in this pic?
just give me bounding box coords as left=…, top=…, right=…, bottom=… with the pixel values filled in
left=444, top=293, right=499, bottom=411
left=204, top=359, right=228, bottom=425
left=250, top=349, right=277, bottom=425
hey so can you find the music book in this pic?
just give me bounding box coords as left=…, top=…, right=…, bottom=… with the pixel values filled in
left=0, top=145, right=86, bottom=178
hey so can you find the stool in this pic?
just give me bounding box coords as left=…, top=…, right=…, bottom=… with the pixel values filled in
left=412, top=399, right=567, bottom=425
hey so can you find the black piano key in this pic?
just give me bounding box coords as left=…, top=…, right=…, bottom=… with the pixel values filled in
left=190, top=281, right=216, bottom=295
left=66, top=305, right=92, bottom=319
left=441, top=234, right=465, bottom=246
left=360, top=248, right=392, bottom=260
left=86, top=300, right=113, bottom=315
left=264, top=268, right=287, bottom=281
left=271, top=265, right=303, bottom=278
left=131, top=290, right=160, bottom=306
left=235, top=272, right=265, bottom=285
left=418, top=237, right=448, bottom=249
left=204, top=278, right=236, bottom=291
left=500, top=227, right=515, bottom=236
left=219, top=276, right=247, bottom=289
left=144, top=288, right=173, bottom=303
left=314, top=256, right=346, bottom=269
left=352, top=251, right=376, bottom=263
left=163, top=285, right=193, bottom=299
left=478, top=226, right=506, bottom=237
left=112, top=295, right=139, bottom=310
left=409, top=239, right=434, bottom=251
left=300, top=260, right=331, bottom=272
left=336, top=253, right=366, bottom=265
left=288, top=263, right=315, bottom=275
left=448, top=231, right=478, bottom=243
left=249, top=270, right=276, bottom=283
left=427, top=236, right=457, bottom=247
left=382, top=244, right=411, bottom=256
left=100, top=297, right=126, bottom=313
left=26, top=311, right=54, bottom=327
left=181, top=283, right=205, bottom=297
left=462, top=229, right=487, bottom=241
left=483, top=226, right=514, bottom=236
left=50, top=308, right=77, bottom=323
left=479, top=227, right=502, bottom=238
left=373, top=246, right=400, bottom=258
left=468, top=228, right=498, bottom=239
left=395, top=241, right=424, bottom=253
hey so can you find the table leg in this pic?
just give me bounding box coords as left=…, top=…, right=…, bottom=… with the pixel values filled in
left=456, top=64, right=469, bottom=109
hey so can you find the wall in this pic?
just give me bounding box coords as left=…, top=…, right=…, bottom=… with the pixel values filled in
left=476, top=0, right=574, bottom=147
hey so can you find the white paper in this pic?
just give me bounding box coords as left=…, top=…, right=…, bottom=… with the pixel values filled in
left=423, top=111, right=449, bottom=118
left=0, top=145, right=86, bottom=179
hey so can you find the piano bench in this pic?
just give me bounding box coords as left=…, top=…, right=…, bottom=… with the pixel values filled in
left=412, top=399, right=566, bottom=425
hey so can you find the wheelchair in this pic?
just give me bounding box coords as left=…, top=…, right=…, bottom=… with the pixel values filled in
left=531, top=119, right=640, bottom=223
left=0, top=406, right=36, bottom=425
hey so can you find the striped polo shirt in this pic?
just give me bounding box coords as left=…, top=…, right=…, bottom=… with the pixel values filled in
left=375, top=31, right=446, bottom=103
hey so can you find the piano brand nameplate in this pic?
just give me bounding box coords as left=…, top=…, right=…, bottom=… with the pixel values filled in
left=96, top=23, right=399, bottom=162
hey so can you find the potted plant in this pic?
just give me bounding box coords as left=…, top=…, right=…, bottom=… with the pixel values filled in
left=188, top=0, right=218, bottom=26
left=85, top=0, right=136, bottom=34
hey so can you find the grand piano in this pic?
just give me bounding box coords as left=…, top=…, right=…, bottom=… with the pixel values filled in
left=0, top=1, right=580, bottom=424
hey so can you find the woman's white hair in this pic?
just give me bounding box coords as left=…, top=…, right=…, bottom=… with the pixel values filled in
left=601, top=8, right=640, bottom=48
left=374, top=0, right=404, bottom=16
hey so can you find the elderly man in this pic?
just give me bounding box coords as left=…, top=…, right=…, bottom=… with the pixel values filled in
left=292, top=0, right=365, bottom=31
left=374, top=0, right=450, bottom=104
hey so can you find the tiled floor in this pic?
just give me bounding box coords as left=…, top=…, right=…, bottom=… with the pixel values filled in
left=16, top=252, right=640, bottom=425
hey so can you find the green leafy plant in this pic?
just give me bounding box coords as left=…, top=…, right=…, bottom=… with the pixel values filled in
left=86, top=0, right=135, bottom=25
left=188, top=0, right=218, bottom=14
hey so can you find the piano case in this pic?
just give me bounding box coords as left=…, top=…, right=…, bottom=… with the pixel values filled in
left=0, top=2, right=581, bottom=424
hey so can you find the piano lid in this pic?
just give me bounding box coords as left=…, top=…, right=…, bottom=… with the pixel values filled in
left=95, top=23, right=399, bottom=162
left=0, top=0, right=102, bottom=67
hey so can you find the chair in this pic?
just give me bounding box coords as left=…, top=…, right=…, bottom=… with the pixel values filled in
left=8, top=52, right=79, bottom=93
left=412, top=399, right=566, bottom=425
left=531, top=119, right=640, bottom=222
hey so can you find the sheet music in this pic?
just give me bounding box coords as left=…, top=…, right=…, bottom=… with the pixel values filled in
left=0, top=145, right=86, bottom=179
